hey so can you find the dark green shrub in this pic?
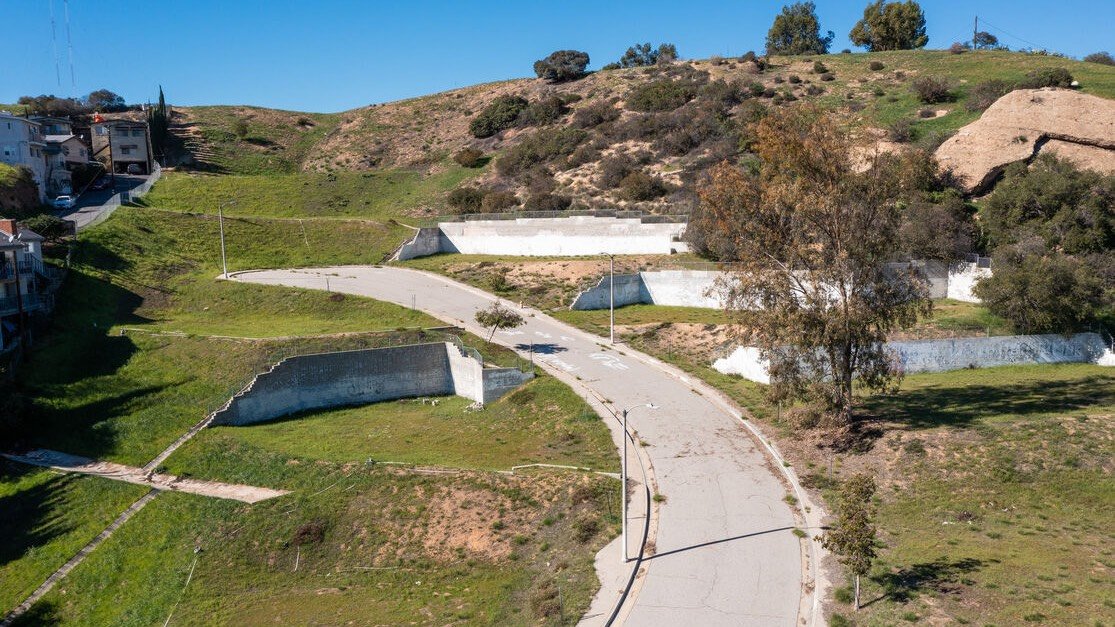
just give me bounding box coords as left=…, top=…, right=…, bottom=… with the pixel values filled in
left=566, top=144, right=600, bottom=167
left=1019, top=67, right=1073, bottom=88
left=481, top=190, right=519, bottom=212
left=518, top=96, right=568, bottom=126
left=495, top=127, right=587, bottom=176
left=748, top=82, right=766, bottom=97
left=1083, top=51, right=1115, bottom=66
left=626, top=80, right=698, bottom=112
left=912, top=76, right=952, bottom=103
left=533, top=50, right=590, bottom=82
left=453, top=147, right=484, bottom=168
left=788, top=74, right=802, bottom=84
left=572, top=100, right=620, bottom=128
left=812, top=60, right=828, bottom=73
left=949, top=42, right=966, bottom=54
left=805, top=84, right=824, bottom=96
left=966, top=79, right=1011, bottom=111
left=598, top=154, right=635, bottom=188
left=447, top=186, right=484, bottom=213
left=619, top=171, right=668, bottom=201
left=820, top=72, right=835, bottom=81
left=572, top=515, right=601, bottom=543
left=469, top=95, right=529, bottom=138
left=868, top=60, right=885, bottom=70
left=887, top=118, right=913, bottom=142
left=918, top=108, right=935, bottom=118
left=524, top=192, right=572, bottom=211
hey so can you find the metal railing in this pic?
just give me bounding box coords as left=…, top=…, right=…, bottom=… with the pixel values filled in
left=0, top=294, right=48, bottom=316
left=419, top=208, right=689, bottom=228
left=80, top=162, right=163, bottom=231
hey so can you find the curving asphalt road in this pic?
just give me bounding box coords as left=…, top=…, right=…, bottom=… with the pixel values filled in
left=232, top=266, right=807, bottom=626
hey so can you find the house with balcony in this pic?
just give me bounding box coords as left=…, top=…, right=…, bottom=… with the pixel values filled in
left=0, top=112, right=47, bottom=202
left=91, top=119, right=153, bottom=174
left=0, top=218, right=51, bottom=351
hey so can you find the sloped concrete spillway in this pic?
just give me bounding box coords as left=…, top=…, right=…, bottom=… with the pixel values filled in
left=210, top=342, right=532, bottom=426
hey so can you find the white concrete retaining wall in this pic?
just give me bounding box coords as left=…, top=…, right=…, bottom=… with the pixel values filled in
left=210, top=342, right=532, bottom=426
left=947, top=261, right=992, bottom=303
left=570, top=270, right=729, bottom=310
left=713, top=333, right=1111, bottom=382
left=394, top=216, right=688, bottom=260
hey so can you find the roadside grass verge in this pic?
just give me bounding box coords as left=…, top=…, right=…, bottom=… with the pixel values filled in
left=0, top=464, right=149, bottom=613
left=16, top=466, right=617, bottom=626
left=143, top=168, right=479, bottom=221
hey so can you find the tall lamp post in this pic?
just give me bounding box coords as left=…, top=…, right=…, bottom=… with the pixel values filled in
left=217, top=200, right=236, bottom=278
left=600, top=252, right=615, bottom=344
left=620, top=402, right=658, bottom=561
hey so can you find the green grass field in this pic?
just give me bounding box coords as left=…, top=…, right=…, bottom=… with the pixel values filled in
left=143, top=168, right=479, bottom=221
left=0, top=465, right=149, bottom=613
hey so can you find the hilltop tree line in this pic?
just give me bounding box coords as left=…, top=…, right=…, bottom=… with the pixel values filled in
left=16, top=89, right=131, bottom=116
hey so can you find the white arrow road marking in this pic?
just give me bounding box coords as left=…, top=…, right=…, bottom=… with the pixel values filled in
left=590, top=353, right=630, bottom=371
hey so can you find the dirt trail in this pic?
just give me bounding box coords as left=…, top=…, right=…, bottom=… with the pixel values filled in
left=3, top=449, right=288, bottom=504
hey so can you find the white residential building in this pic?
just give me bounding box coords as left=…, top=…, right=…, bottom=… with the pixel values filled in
left=0, top=112, right=47, bottom=201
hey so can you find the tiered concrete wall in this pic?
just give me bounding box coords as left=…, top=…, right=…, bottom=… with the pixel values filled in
left=713, top=333, right=1112, bottom=382
left=395, top=216, right=688, bottom=260
left=210, top=342, right=532, bottom=426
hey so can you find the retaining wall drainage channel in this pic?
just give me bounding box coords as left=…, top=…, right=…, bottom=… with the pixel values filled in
left=211, top=342, right=532, bottom=426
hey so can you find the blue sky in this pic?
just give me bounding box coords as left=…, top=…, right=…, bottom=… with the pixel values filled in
left=4, top=1, right=1112, bottom=112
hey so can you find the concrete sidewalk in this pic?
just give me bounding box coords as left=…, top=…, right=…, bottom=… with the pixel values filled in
left=232, top=266, right=817, bottom=626
left=4, top=449, right=288, bottom=504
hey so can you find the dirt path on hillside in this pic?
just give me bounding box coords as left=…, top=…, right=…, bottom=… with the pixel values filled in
left=3, top=449, right=288, bottom=504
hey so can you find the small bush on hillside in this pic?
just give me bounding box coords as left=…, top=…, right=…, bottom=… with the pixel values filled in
left=518, top=96, right=568, bottom=126
left=748, top=82, right=766, bottom=97
left=481, top=190, right=520, bottom=212
left=453, top=147, right=484, bottom=168
left=788, top=74, right=802, bottom=84
left=918, top=108, right=935, bottom=118
left=872, top=86, right=885, bottom=97
left=599, top=154, right=635, bottom=188
left=619, top=171, right=668, bottom=201
left=894, top=70, right=906, bottom=80
left=232, top=118, right=250, bottom=139
left=812, top=60, right=828, bottom=74
left=966, top=79, right=1011, bottom=111
left=772, top=75, right=784, bottom=84
left=292, top=521, right=327, bottom=545
left=949, top=42, right=966, bottom=54
left=740, top=51, right=758, bottom=63
left=572, top=515, right=601, bottom=543
left=571, top=100, right=620, bottom=128
left=448, top=186, right=484, bottom=213
left=1084, top=51, right=1115, bottom=66
left=524, top=192, right=572, bottom=211
left=1019, top=67, right=1073, bottom=89
left=912, top=76, right=952, bottom=103
left=566, top=144, right=600, bottom=168
left=805, top=84, right=824, bottom=96
left=820, top=72, right=835, bottom=81
left=626, top=80, right=698, bottom=112
left=469, top=95, right=529, bottom=138
left=700, top=80, right=746, bottom=110
left=533, top=50, right=590, bottom=82
left=887, top=118, right=913, bottom=142
left=495, top=127, right=587, bottom=176
left=868, top=60, right=885, bottom=70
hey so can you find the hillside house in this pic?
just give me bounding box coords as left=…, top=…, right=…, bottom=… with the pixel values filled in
left=0, top=218, right=51, bottom=350
left=91, top=119, right=153, bottom=174
left=0, top=112, right=48, bottom=202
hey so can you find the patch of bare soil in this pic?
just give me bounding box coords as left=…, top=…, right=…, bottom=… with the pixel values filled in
left=627, top=321, right=738, bottom=362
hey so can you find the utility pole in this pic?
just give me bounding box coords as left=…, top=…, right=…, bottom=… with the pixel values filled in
left=217, top=200, right=236, bottom=278
left=973, top=15, right=978, bottom=49
left=608, top=254, right=615, bottom=344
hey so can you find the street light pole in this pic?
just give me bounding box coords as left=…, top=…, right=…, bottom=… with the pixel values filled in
left=607, top=253, right=615, bottom=344
left=619, top=402, right=658, bottom=562
left=217, top=200, right=235, bottom=278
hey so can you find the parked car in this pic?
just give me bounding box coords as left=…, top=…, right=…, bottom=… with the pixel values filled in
left=52, top=195, right=75, bottom=209
left=126, top=163, right=142, bottom=174
left=90, top=177, right=111, bottom=191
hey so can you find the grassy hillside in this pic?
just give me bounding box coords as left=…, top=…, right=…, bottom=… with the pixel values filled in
left=172, top=50, right=1115, bottom=215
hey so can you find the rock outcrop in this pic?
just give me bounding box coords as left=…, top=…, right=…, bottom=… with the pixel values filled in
left=935, top=88, right=1115, bottom=193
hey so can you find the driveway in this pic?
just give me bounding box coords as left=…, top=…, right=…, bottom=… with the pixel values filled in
left=232, top=266, right=811, bottom=626
left=57, top=174, right=150, bottom=230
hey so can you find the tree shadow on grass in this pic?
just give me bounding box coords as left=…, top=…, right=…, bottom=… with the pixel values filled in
left=0, top=462, right=78, bottom=568
left=9, top=598, right=61, bottom=625
left=865, top=557, right=986, bottom=607
left=861, top=375, right=1115, bottom=431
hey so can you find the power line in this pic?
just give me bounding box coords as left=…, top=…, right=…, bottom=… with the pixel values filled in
left=64, top=0, right=76, bottom=93
left=978, top=18, right=1051, bottom=52
left=48, top=0, right=61, bottom=89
